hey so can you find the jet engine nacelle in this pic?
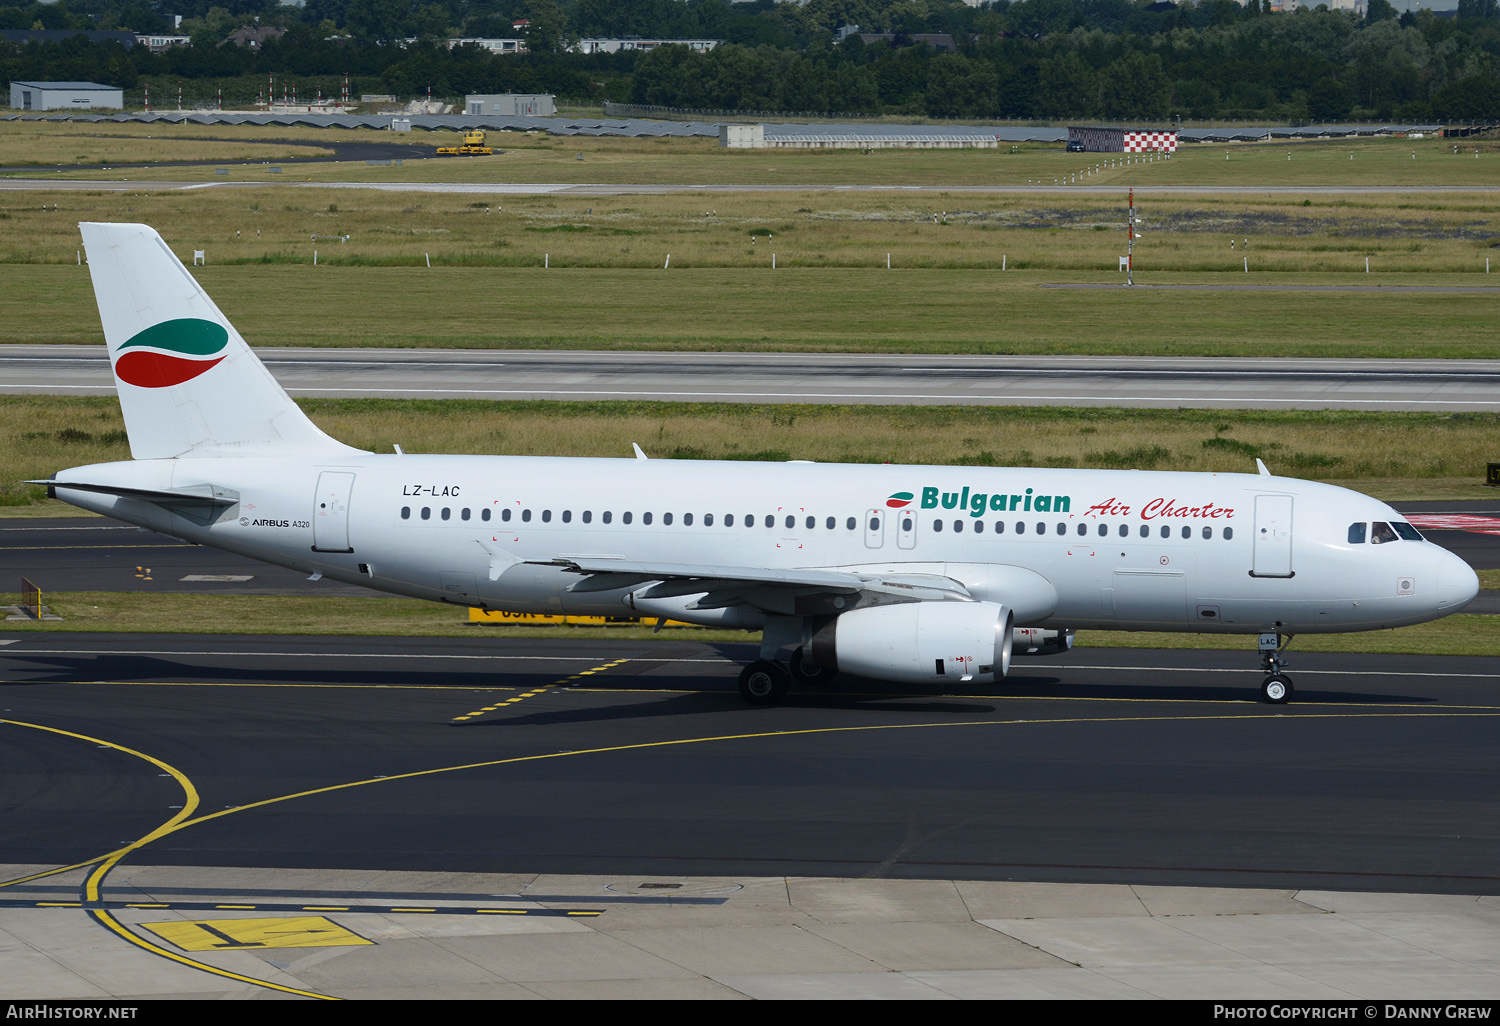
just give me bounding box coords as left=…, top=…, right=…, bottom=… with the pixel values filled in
left=810, top=600, right=1013, bottom=684
left=1012, top=627, right=1075, bottom=657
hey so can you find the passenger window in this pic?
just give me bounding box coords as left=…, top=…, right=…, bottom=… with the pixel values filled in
left=806, top=516, right=815, bottom=530
left=421, top=507, right=431, bottom=520
left=1348, top=523, right=1367, bottom=544
left=582, top=510, right=591, bottom=523
left=561, top=510, right=572, bottom=523
left=521, top=509, right=531, bottom=523
left=826, top=517, right=835, bottom=530
left=623, top=512, right=632, bottom=524
left=1181, top=526, right=1191, bottom=539
left=786, top=515, right=795, bottom=529
left=1371, top=521, right=1398, bottom=544
left=1056, top=523, right=1065, bottom=535
left=1160, top=525, right=1170, bottom=539
left=1139, top=525, right=1149, bottom=538
left=1016, top=522, right=1025, bottom=535
left=481, top=508, right=491, bottom=522
left=1393, top=522, right=1423, bottom=541
left=461, top=508, right=471, bottom=521
left=501, top=508, right=511, bottom=522
left=603, top=511, right=612, bottom=524
left=765, top=515, right=774, bottom=528
left=643, top=512, right=653, bottom=526
left=953, top=520, right=964, bottom=533
left=663, top=513, right=673, bottom=526
left=846, top=517, right=856, bottom=530
left=541, top=509, right=551, bottom=523
left=994, top=521, right=1005, bottom=534
left=1117, top=524, right=1128, bottom=537
left=1077, top=524, right=1087, bottom=536
left=401, top=506, right=410, bottom=520
left=1202, top=526, right=1212, bottom=539
left=934, top=520, right=944, bottom=533
left=441, top=507, right=451, bottom=521
left=1098, top=524, right=1108, bottom=537
left=902, top=516, right=913, bottom=532
left=1224, top=526, right=1233, bottom=540
left=724, top=514, right=733, bottom=527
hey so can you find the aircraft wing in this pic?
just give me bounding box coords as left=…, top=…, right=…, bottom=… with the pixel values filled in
left=531, top=556, right=971, bottom=616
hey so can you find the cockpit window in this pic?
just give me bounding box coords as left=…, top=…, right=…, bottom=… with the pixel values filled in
left=1370, top=521, right=1399, bottom=545
left=1392, top=521, right=1424, bottom=541
left=1348, top=523, right=1367, bottom=544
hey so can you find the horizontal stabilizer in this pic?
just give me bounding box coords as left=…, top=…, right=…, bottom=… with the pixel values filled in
left=32, top=479, right=240, bottom=505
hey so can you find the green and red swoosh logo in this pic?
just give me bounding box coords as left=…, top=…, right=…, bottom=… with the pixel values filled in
left=114, top=318, right=228, bottom=388
left=885, top=491, right=914, bottom=509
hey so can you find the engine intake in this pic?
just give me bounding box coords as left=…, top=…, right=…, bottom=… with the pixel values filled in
left=810, top=601, right=1013, bottom=684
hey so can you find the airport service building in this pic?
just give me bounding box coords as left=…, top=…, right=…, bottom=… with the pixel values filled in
left=9, top=81, right=123, bottom=111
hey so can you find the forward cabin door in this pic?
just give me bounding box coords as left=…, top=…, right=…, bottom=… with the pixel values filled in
left=312, top=471, right=356, bottom=553
left=1251, top=494, right=1293, bottom=578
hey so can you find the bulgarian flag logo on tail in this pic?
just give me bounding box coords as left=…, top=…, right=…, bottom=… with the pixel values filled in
left=886, top=491, right=915, bottom=509
left=114, top=318, right=229, bottom=388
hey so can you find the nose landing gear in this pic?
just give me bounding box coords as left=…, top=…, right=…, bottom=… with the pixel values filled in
left=1258, top=632, right=1294, bottom=704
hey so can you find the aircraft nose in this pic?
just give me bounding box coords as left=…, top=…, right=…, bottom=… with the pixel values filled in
left=1435, top=550, right=1480, bottom=612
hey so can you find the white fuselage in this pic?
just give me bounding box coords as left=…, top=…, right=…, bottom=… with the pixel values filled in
left=54, top=453, right=1480, bottom=636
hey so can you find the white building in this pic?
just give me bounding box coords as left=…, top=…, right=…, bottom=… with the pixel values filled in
left=447, top=37, right=528, bottom=55
left=9, top=81, right=123, bottom=111
left=573, top=38, right=720, bottom=55
left=465, top=93, right=555, bottom=116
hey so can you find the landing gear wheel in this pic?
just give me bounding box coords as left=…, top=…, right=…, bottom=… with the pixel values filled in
left=789, top=646, right=836, bottom=688
left=739, top=659, right=792, bottom=706
left=1261, top=674, right=1294, bottom=705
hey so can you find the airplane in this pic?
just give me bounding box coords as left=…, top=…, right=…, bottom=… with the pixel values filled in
left=34, top=223, right=1480, bottom=706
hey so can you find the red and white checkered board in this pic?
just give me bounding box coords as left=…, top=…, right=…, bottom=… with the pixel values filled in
left=1123, top=132, right=1178, bottom=153
left=1406, top=514, right=1500, bottom=536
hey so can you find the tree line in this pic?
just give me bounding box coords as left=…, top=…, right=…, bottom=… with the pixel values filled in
left=2, top=0, right=1497, bottom=121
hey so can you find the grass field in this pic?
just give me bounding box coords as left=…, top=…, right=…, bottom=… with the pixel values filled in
left=0, top=121, right=338, bottom=168
left=2, top=125, right=1496, bottom=360
left=4, top=396, right=1497, bottom=510
left=5, top=182, right=1500, bottom=275
left=4, top=262, right=1499, bottom=358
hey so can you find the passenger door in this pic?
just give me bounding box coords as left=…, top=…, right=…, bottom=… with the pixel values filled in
left=1251, top=494, right=1293, bottom=578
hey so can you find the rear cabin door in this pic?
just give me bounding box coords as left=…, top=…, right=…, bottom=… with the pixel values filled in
left=312, top=471, right=355, bottom=553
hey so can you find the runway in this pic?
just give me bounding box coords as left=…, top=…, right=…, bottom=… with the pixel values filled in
left=9, top=346, right=1500, bottom=410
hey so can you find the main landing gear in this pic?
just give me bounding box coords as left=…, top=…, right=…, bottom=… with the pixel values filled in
left=738, top=648, right=840, bottom=705
left=1258, top=632, right=1295, bottom=704
left=737, top=619, right=840, bottom=706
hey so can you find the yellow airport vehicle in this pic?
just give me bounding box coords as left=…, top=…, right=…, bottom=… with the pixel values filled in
left=436, top=129, right=493, bottom=156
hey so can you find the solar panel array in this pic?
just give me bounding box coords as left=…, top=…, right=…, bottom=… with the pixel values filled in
left=0, top=110, right=1448, bottom=143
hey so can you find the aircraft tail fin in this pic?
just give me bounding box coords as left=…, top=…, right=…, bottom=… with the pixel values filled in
left=79, top=222, right=360, bottom=460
